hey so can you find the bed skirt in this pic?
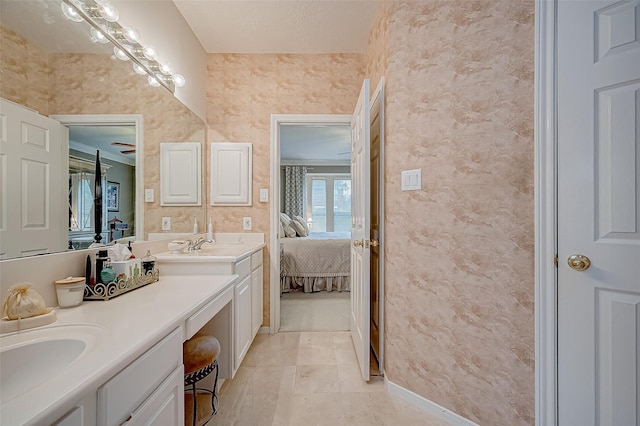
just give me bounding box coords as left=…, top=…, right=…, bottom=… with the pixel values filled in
left=281, top=276, right=350, bottom=293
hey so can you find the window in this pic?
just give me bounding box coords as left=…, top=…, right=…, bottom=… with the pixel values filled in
left=306, top=174, right=351, bottom=233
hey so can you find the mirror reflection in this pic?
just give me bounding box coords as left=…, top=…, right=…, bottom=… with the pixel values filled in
left=68, top=125, right=136, bottom=249
left=0, top=0, right=207, bottom=260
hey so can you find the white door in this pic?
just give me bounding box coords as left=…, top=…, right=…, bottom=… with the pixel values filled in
left=350, top=79, right=371, bottom=381
left=557, top=1, right=640, bottom=424
left=0, top=99, right=67, bottom=259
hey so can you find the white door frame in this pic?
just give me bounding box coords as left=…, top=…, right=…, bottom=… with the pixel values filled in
left=269, top=114, right=351, bottom=334
left=534, top=1, right=558, bottom=425
left=50, top=114, right=145, bottom=242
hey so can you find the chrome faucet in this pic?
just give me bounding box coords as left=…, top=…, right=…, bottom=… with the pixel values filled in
left=187, top=237, right=213, bottom=251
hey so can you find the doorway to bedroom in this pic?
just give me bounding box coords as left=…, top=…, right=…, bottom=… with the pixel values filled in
left=277, top=121, right=352, bottom=332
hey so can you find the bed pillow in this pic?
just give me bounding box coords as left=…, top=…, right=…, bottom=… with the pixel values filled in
left=293, top=215, right=310, bottom=236
left=279, top=213, right=297, bottom=238
left=279, top=221, right=285, bottom=238
left=290, top=218, right=308, bottom=237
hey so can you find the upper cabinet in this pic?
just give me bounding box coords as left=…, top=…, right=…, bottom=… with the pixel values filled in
left=210, top=143, right=252, bottom=206
left=160, top=142, right=202, bottom=206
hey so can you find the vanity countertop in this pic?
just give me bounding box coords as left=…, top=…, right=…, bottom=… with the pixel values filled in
left=0, top=273, right=238, bottom=426
left=155, top=241, right=265, bottom=263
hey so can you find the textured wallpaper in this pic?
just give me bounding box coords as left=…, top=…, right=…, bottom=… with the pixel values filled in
left=0, top=26, right=51, bottom=116
left=370, top=1, right=535, bottom=424
left=0, top=30, right=208, bottom=239
left=206, top=53, right=366, bottom=326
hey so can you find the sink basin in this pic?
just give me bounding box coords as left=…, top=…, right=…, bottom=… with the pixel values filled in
left=0, top=324, right=107, bottom=404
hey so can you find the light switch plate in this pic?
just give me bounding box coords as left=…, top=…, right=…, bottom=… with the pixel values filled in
left=144, top=189, right=154, bottom=202
left=259, top=189, right=268, bottom=202
left=401, top=169, right=422, bottom=191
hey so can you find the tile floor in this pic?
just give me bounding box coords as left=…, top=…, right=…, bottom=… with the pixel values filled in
left=209, top=331, right=450, bottom=426
left=280, top=291, right=350, bottom=332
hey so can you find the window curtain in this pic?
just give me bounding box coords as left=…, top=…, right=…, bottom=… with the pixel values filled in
left=284, top=166, right=307, bottom=218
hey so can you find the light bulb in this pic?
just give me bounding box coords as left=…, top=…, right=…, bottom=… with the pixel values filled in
left=90, top=27, right=109, bottom=44
left=122, top=26, right=139, bottom=43
left=160, top=63, right=172, bottom=75
left=132, top=63, right=147, bottom=75
left=98, top=2, right=119, bottom=22
left=114, top=46, right=130, bottom=61
left=61, top=2, right=84, bottom=22
left=148, top=75, right=161, bottom=87
left=142, top=45, right=158, bottom=61
left=172, top=73, right=186, bottom=88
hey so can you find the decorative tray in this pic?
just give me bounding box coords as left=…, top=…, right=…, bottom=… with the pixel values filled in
left=84, top=268, right=160, bottom=301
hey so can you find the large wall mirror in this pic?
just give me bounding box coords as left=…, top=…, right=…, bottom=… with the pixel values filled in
left=0, top=0, right=207, bottom=260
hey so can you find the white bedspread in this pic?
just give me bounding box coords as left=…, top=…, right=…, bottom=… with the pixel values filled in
left=280, top=232, right=351, bottom=292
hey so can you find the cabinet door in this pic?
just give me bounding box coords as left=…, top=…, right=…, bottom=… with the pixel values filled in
left=210, top=142, right=252, bottom=206
left=160, top=142, right=201, bottom=206
left=234, top=276, right=252, bottom=369
left=125, top=366, right=184, bottom=426
left=251, top=264, right=263, bottom=338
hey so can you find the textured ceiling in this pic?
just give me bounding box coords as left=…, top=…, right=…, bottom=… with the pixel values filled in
left=280, top=125, right=351, bottom=163
left=173, top=0, right=381, bottom=53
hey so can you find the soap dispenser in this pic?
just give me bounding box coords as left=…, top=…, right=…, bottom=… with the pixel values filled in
left=208, top=216, right=214, bottom=241
left=193, top=215, right=198, bottom=235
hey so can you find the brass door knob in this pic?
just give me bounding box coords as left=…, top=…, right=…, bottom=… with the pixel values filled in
left=370, top=239, right=379, bottom=247
left=567, top=254, right=591, bottom=271
left=353, top=240, right=363, bottom=247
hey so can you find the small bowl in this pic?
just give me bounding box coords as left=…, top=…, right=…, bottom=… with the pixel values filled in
left=55, top=277, right=85, bottom=308
left=168, top=240, right=189, bottom=254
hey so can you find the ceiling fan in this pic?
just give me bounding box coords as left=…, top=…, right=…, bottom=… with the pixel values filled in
left=111, top=141, right=135, bottom=155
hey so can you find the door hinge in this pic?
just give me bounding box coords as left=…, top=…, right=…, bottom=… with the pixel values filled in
left=554, top=254, right=558, bottom=268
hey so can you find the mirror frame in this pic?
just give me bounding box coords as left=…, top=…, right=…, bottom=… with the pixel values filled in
left=51, top=113, right=145, bottom=243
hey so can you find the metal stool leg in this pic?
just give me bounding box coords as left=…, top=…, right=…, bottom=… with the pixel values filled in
left=210, top=360, right=219, bottom=415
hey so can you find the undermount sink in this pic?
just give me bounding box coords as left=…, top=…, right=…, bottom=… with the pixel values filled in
left=0, top=324, right=107, bottom=404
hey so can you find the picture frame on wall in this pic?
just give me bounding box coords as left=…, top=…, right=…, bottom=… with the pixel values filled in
left=107, top=181, right=120, bottom=212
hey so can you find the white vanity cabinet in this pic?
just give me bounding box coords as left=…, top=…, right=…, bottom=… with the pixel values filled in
left=155, top=244, right=264, bottom=377
left=250, top=250, right=263, bottom=337
left=97, top=327, right=183, bottom=426
left=233, top=251, right=262, bottom=371
left=233, top=257, right=252, bottom=370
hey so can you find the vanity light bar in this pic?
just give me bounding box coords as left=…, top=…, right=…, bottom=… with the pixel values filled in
left=61, top=0, right=185, bottom=92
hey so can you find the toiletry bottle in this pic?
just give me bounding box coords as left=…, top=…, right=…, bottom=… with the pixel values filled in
left=100, top=259, right=116, bottom=284
left=142, top=250, right=156, bottom=274
left=208, top=217, right=214, bottom=240
left=95, top=250, right=109, bottom=284
left=193, top=215, right=198, bottom=235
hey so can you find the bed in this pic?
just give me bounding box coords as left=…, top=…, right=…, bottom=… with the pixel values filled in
left=280, top=231, right=351, bottom=293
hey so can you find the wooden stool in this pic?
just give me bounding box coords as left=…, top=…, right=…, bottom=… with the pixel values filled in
left=183, top=335, right=221, bottom=426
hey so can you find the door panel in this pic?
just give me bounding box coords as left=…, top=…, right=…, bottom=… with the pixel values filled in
left=350, top=79, right=371, bottom=381
left=557, top=1, right=640, bottom=424
left=0, top=99, right=67, bottom=259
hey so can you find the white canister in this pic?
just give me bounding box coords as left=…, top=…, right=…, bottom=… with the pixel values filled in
left=54, top=277, right=85, bottom=308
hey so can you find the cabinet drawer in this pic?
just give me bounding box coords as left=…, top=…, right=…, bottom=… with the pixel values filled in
left=235, top=257, right=251, bottom=279
left=185, top=284, right=234, bottom=339
left=251, top=250, right=262, bottom=269
left=97, top=327, right=183, bottom=426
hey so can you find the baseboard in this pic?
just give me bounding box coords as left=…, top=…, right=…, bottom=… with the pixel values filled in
left=385, top=378, right=479, bottom=426
left=258, top=326, right=270, bottom=334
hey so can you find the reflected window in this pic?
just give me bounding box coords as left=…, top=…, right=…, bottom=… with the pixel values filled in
left=68, top=157, right=108, bottom=234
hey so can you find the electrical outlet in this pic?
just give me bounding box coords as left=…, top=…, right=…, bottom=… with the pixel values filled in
left=242, top=217, right=252, bottom=231
left=162, top=217, right=171, bottom=231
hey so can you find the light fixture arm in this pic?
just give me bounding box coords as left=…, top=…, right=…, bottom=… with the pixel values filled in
left=61, top=0, right=177, bottom=93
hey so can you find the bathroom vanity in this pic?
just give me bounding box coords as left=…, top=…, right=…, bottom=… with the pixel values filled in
left=0, top=274, right=237, bottom=426
left=156, top=239, right=265, bottom=376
